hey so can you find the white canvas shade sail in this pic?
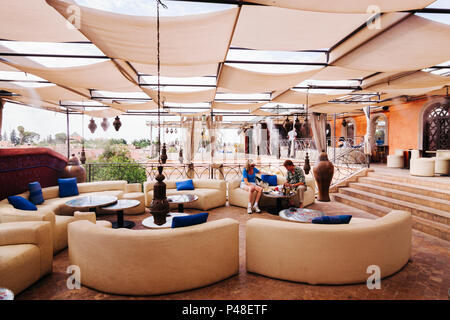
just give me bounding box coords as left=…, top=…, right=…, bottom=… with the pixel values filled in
left=309, top=103, right=364, bottom=113
left=0, top=82, right=87, bottom=101
left=47, top=0, right=239, bottom=65
left=218, top=65, right=323, bottom=93
left=335, top=15, right=450, bottom=72
left=84, top=107, right=123, bottom=119
left=232, top=6, right=371, bottom=51
left=1, top=59, right=138, bottom=92
left=108, top=101, right=158, bottom=112
left=141, top=87, right=216, bottom=104
left=273, top=90, right=343, bottom=105
left=0, top=0, right=88, bottom=42
left=310, top=67, right=374, bottom=81
left=132, top=62, right=218, bottom=77
left=245, top=0, right=436, bottom=13
left=364, top=72, right=450, bottom=91
left=211, top=102, right=267, bottom=111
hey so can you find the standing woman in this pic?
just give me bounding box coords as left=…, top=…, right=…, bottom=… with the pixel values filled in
left=241, top=159, right=263, bottom=214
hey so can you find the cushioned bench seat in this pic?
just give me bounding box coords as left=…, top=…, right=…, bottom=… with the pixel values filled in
left=0, top=180, right=132, bottom=254
left=144, top=179, right=227, bottom=211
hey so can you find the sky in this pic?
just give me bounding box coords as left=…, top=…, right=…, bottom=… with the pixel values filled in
left=1, top=0, right=449, bottom=143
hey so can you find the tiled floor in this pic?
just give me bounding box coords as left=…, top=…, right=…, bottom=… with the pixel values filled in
left=17, top=200, right=449, bottom=300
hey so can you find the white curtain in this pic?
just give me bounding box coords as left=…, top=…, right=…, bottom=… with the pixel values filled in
left=311, top=113, right=327, bottom=153
left=363, top=106, right=372, bottom=155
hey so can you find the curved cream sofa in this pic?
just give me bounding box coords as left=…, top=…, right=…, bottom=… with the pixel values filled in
left=144, top=179, right=226, bottom=211
left=246, top=210, right=412, bottom=285
left=228, top=175, right=316, bottom=209
left=68, top=218, right=239, bottom=295
left=0, top=180, right=129, bottom=253
left=0, top=221, right=53, bottom=295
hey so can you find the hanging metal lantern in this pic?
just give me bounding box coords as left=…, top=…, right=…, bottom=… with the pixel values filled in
left=342, top=118, right=347, bottom=127
left=100, top=118, right=109, bottom=131
left=294, top=115, right=301, bottom=131
left=88, top=118, right=97, bottom=134
left=174, top=128, right=177, bottom=134
left=283, top=116, right=293, bottom=132
left=113, top=116, right=122, bottom=131
left=160, top=143, right=168, bottom=164
left=166, top=127, right=169, bottom=134
left=170, top=128, right=173, bottom=134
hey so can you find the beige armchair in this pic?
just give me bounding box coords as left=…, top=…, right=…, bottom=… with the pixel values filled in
left=0, top=221, right=53, bottom=295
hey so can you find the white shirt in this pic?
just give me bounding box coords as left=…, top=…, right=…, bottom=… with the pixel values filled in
left=288, top=130, right=297, bottom=141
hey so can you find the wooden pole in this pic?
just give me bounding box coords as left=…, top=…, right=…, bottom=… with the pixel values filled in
left=66, top=108, right=70, bottom=159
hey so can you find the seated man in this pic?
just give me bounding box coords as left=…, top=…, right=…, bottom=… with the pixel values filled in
left=283, top=159, right=307, bottom=208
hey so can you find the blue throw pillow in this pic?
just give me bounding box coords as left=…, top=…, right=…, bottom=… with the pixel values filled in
left=171, top=212, right=209, bottom=228
left=7, top=196, right=37, bottom=211
left=58, top=178, right=79, bottom=198
left=175, top=179, right=195, bottom=191
left=312, top=215, right=352, bottom=224
left=28, top=181, right=44, bottom=205
left=261, top=174, right=277, bottom=186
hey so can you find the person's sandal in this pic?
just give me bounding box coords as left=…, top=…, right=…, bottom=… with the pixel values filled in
left=247, top=207, right=253, bottom=214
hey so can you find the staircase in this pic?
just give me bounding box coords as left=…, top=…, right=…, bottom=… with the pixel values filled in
left=332, top=171, right=450, bottom=242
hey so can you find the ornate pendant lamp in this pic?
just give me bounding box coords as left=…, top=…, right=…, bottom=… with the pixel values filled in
left=113, top=116, right=122, bottom=131
left=283, top=116, right=293, bottom=133
left=101, top=118, right=109, bottom=131
left=342, top=118, right=347, bottom=127
left=150, top=0, right=169, bottom=226
left=88, top=118, right=97, bottom=134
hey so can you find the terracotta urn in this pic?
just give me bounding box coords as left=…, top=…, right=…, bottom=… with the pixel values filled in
left=313, top=152, right=334, bottom=202
left=63, top=154, right=86, bottom=183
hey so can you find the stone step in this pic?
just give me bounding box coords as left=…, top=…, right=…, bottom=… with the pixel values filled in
left=349, top=182, right=450, bottom=212
left=367, top=172, right=450, bottom=191
left=411, top=215, right=450, bottom=242
left=331, top=193, right=390, bottom=218
left=358, top=176, right=450, bottom=201
left=332, top=193, right=450, bottom=242
left=339, top=187, right=450, bottom=226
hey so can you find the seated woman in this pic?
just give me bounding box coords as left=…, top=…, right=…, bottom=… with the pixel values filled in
left=283, top=160, right=307, bottom=208
left=240, top=159, right=263, bottom=214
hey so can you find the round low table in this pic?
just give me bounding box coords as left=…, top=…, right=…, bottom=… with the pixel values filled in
left=263, top=190, right=296, bottom=215
left=65, top=195, right=118, bottom=213
left=167, top=194, right=198, bottom=213
left=279, top=208, right=325, bottom=223
left=102, top=200, right=140, bottom=229
left=142, top=212, right=188, bottom=229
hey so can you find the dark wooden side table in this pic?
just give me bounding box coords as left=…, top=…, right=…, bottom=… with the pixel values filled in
left=102, top=199, right=140, bottom=229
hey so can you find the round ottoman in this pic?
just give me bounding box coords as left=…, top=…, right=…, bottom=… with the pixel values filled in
left=410, top=158, right=435, bottom=177
left=387, top=155, right=403, bottom=168
left=435, top=157, right=450, bottom=175
left=122, top=192, right=145, bottom=215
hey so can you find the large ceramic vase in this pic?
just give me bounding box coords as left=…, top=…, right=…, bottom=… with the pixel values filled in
left=150, top=166, right=170, bottom=226
left=313, top=152, right=334, bottom=202
left=63, top=154, right=86, bottom=183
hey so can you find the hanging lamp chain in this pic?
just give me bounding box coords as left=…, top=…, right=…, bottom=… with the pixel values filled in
left=156, top=0, right=167, bottom=163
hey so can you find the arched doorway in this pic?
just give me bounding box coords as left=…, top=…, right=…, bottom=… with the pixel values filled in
left=341, top=117, right=356, bottom=145
left=422, top=99, right=450, bottom=152
left=370, top=113, right=388, bottom=148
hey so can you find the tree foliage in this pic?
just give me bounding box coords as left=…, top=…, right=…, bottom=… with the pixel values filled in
left=16, top=126, right=40, bottom=144
left=132, top=138, right=152, bottom=149
left=90, top=144, right=146, bottom=184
